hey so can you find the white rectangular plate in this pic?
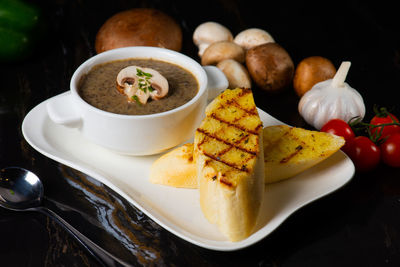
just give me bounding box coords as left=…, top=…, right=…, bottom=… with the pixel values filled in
left=22, top=94, right=355, bottom=251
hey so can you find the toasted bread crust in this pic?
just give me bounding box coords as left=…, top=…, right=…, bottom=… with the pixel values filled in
left=194, top=88, right=264, bottom=241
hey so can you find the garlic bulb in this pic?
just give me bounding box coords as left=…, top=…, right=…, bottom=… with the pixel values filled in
left=298, top=61, right=365, bottom=130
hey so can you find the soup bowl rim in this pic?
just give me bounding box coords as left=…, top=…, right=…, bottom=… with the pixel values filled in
left=70, top=46, right=208, bottom=120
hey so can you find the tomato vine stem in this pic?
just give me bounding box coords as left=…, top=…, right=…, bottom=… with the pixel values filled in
left=348, top=113, right=400, bottom=144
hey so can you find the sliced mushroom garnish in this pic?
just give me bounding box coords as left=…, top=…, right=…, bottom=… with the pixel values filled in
left=116, top=66, right=140, bottom=100
left=143, top=68, right=169, bottom=100
left=134, top=86, right=151, bottom=104
left=116, top=66, right=169, bottom=104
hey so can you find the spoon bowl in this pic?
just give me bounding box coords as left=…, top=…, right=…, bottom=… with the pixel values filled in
left=0, top=167, right=130, bottom=267
left=0, top=167, right=43, bottom=210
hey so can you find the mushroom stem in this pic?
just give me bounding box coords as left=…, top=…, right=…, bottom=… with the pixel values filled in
left=331, top=61, right=351, bottom=87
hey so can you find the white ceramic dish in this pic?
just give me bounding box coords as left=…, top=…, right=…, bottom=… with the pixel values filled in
left=22, top=94, right=355, bottom=251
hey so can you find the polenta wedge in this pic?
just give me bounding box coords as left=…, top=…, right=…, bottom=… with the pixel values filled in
left=263, top=125, right=345, bottom=183
left=194, top=88, right=264, bottom=242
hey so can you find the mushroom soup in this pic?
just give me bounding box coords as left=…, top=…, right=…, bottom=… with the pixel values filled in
left=78, top=58, right=199, bottom=115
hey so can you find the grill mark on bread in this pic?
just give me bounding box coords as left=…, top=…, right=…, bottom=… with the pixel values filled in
left=196, top=128, right=257, bottom=156
left=220, top=177, right=233, bottom=186
left=201, top=150, right=252, bottom=173
left=225, top=99, right=258, bottom=115
left=196, top=128, right=256, bottom=173
left=217, top=133, right=250, bottom=155
left=224, top=88, right=256, bottom=112
left=210, top=90, right=262, bottom=134
left=279, top=130, right=307, bottom=163
left=279, top=144, right=304, bottom=163
left=197, top=88, right=261, bottom=184
left=227, top=91, right=263, bottom=132
left=209, top=113, right=261, bottom=135
left=237, top=87, right=252, bottom=100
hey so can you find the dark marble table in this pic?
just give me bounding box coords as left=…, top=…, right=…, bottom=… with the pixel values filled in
left=1, top=1, right=400, bottom=266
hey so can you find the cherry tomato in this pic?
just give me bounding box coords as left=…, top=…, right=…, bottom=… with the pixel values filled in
left=321, top=119, right=355, bottom=154
left=380, top=133, right=400, bottom=167
left=370, top=113, right=400, bottom=141
left=346, top=136, right=381, bottom=172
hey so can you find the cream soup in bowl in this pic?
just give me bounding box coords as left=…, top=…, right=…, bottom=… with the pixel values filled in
left=46, top=46, right=228, bottom=155
left=78, top=58, right=199, bottom=115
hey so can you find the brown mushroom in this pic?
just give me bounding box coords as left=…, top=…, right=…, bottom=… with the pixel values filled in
left=293, top=56, right=336, bottom=97
left=116, top=66, right=169, bottom=104
left=201, top=41, right=245, bottom=66
left=216, top=59, right=251, bottom=89
left=245, top=43, right=294, bottom=92
left=95, top=8, right=182, bottom=54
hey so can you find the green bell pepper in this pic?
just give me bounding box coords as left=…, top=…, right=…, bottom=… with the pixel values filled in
left=0, top=0, right=43, bottom=62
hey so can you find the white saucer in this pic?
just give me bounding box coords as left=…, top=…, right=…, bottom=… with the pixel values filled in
left=21, top=94, right=355, bottom=251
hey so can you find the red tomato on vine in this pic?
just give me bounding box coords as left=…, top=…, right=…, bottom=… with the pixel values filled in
left=369, top=107, right=400, bottom=142
left=380, top=133, right=400, bottom=167
left=319, top=106, right=400, bottom=172
left=346, top=136, right=381, bottom=172
left=320, top=119, right=355, bottom=154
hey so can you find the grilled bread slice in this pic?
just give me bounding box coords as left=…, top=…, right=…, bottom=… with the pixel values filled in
left=263, top=125, right=345, bottom=183
left=150, top=125, right=345, bottom=187
left=194, top=88, right=264, bottom=242
left=150, top=143, right=197, bottom=188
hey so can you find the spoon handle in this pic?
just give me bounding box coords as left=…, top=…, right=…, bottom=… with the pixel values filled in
left=35, top=206, right=131, bottom=267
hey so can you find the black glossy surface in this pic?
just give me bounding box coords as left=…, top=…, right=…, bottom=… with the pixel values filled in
left=1, top=1, right=400, bottom=266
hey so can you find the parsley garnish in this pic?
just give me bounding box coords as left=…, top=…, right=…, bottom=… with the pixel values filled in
left=132, top=95, right=142, bottom=105
left=136, top=68, right=153, bottom=93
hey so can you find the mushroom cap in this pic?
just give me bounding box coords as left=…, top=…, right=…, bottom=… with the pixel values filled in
left=293, top=56, right=336, bottom=97
left=216, top=59, right=251, bottom=89
left=116, top=65, right=140, bottom=96
left=193, top=22, right=233, bottom=57
left=234, top=28, right=275, bottom=50
left=95, top=8, right=182, bottom=54
left=145, top=69, right=169, bottom=100
left=201, top=41, right=245, bottom=66
left=116, top=65, right=169, bottom=104
left=246, top=43, right=294, bottom=92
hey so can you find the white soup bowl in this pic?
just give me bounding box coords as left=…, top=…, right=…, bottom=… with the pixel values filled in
left=46, top=46, right=228, bottom=155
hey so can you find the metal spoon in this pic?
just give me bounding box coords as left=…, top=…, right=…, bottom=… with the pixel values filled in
left=0, top=167, right=131, bottom=267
